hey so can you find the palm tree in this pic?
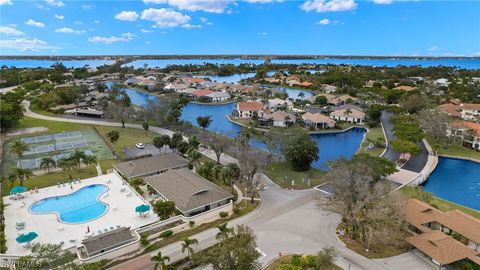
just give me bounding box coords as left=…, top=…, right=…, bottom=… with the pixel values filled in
left=69, top=149, right=86, bottom=170
left=142, top=121, right=149, bottom=137
left=153, top=135, right=170, bottom=154
left=82, top=155, right=98, bottom=174
left=58, top=158, right=76, bottom=180
left=105, top=130, right=120, bottom=155
left=181, top=237, right=198, bottom=262
left=39, top=157, right=56, bottom=173
left=7, top=175, right=17, bottom=188
left=215, top=223, right=233, bottom=241
left=197, top=160, right=215, bottom=181
left=187, top=149, right=201, bottom=169
left=151, top=251, right=170, bottom=270
left=10, top=140, right=29, bottom=168
left=196, top=115, right=212, bottom=130
left=10, top=167, right=33, bottom=186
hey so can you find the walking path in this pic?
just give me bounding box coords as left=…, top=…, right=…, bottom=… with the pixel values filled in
left=22, top=102, right=433, bottom=270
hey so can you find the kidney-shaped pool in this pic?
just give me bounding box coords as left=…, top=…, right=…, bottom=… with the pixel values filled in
left=30, top=184, right=109, bottom=224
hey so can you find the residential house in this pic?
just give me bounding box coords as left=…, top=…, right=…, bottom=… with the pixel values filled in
left=330, top=108, right=365, bottom=124
left=266, top=111, right=296, bottom=128
left=235, top=101, right=265, bottom=119
left=320, top=84, right=337, bottom=93
left=267, top=98, right=293, bottom=111
left=165, top=83, right=188, bottom=93
left=190, top=89, right=214, bottom=100
left=113, top=154, right=189, bottom=180
left=459, top=103, right=480, bottom=122
left=435, top=78, right=450, bottom=87
left=302, top=112, right=335, bottom=129
left=144, top=168, right=233, bottom=217
left=394, top=85, right=417, bottom=91
left=448, top=121, right=480, bottom=150
left=438, top=103, right=462, bottom=117
left=405, top=199, right=480, bottom=269
left=72, top=108, right=104, bottom=118
left=205, top=91, right=231, bottom=102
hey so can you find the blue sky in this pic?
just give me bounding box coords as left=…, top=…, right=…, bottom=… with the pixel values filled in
left=0, top=0, right=479, bottom=56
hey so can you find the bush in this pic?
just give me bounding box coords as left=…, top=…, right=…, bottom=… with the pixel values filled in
left=134, top=186, right=144, bottom=195
left=159, top=230, right=173, bottom=238
left=140, top=233, right=149, bottom=247
left=219, top=211, right=228, bottom=218
left=189, top=220, right=195, bottom=228
left=232, top=207, right=240, bottom=215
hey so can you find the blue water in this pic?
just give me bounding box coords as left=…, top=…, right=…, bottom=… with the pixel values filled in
left=122, top=58, right=480, bottom=69
left=423, top=157, right=480, bottom=211
left=193, top=73, right=257, bottom=84
left=30, top=184, right=108, bottom=223
left=1, top=59, right=114, bottom=68
left=266, top=86, right=314, bottom=100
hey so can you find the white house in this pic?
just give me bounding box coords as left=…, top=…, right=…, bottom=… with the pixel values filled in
left=206, top=92, right=231, bottom=102
left=330, top=108, right=365, bottom=124
left=434, top=78, right=450, bottom=87
left=267, top=98, right=293, bottom=111
left=236, top=101, right=264, bottom=119
left=267, top=111, right=296, bottom=128
left=301, top=112, right=335, bottom=129
left=459, top=103, right=480, bottom=122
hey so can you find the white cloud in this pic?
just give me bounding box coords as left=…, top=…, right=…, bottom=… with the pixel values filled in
left=0, top=26, right=25, bottom=36
left=55, top=27, right=85, bottom=34
left=258, top=32, right=268, bottom=36
left=45, top=0, right=64, bottom=7
left=25, top=19, right=45, bottom=28
left=94, top=20, right=100, bottom=24
left=141, top=8, right=190, bottom=28
left=427, top=46, right=439, bottom=52
left=0, top=0, right=13, bottom=6
left=143, top=0, right=233, bottom=13
left=0, top=37, right=58, bottom=52
left=88, top=33, right=135, bottom=44
left=74, top=20, right=83, bottom=25
left=200, top=17, right=208, bottom=23
left=82, top=4, right=94, bottom=10
left=141, top=28, right=153, bottom=33
left=318, top=18, right=330, bottom=25
left=301, top=0, right=357, bottom=12
left=373, top=0, right=392, bottom=4
left=244, top=0, right=282, bottom=3
left=182, top=24, right=202, bottom=29
left=54, top=14, right=64, bottom=20
left=115, top=11, right=139, bottom=21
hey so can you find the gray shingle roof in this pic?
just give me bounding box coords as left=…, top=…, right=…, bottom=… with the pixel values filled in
left=113, top=153, right=189, bottom=178
left=144, top=168, right=233, bottom=213
left=81, top=227, right=135, bottom=256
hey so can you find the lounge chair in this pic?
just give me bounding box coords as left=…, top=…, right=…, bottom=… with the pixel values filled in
left=110, top=226, right=114, bottom=230
left=97, top=230, right=102, bottom=234
left=126, top=192, right=132, bottom=197
left=20, top=202, right=26, bottom=208
left=16, top=222, right=25, bottom=230
left=58, top=227, right=64, bottom=231
left=120, top=187, right=126, bottom=193
left=106, top=179, right=111, bottom=184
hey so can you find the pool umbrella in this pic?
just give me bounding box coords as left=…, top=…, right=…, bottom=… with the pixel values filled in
left=135, top=204, right=150, bottom=214
left=16, top=232, right=38, bottom=244
left=10, top=186, right=27, bottom=194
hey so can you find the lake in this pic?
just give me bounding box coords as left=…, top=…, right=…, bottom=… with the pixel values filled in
left=423, top=157, right=480, bottom=211
left=122, top=58, right=480, bottom=69
left=1, top=59, right=114, bottom=68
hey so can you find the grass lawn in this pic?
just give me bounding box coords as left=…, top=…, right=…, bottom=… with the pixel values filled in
left=400, top=186, right=480, bottom=219
left=98, top=159, right=118, bottom=174
left=341, top=236, right=411, bottom=259
left=426, top=137, right=480, bottom=160
left=2, top=167, right=96, bottom=196
left=265, top=254, right=342, bottom=270
left=359, top=126, right=386, bottom=157
left=14, top=117, right=91, bottom=136
left=265, top=161, right=325, bottom=189
left=93, top=126, right=157, bottom=160
left=28, top=104, right=58, bottom=117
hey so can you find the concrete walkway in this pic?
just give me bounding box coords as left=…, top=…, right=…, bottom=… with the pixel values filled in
left=233, top=184, right=244, bottom=204
left=96, top=163, right=103, bottom=176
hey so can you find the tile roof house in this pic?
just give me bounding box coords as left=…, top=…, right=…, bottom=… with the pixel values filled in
left=236, top=101, right=265, bottom=119
left=267, top=98, right=293, bottom=111
left=459, top=103, right=480, bottom=122
left=191, top=89, right=214, bottom=99
left=265, top=111, right=296, bottom=128
left=448, top=120, right=480, bottom=150
left=330, top=108, right=365, bottom=124
left=144, top=168, right=233, bottom=217
left=205, top=91, right=231, bottom=102
left=113, top=154, right=189, bottom=180
left=405, top=199, right=480, bottom=268
left=438, top=103, right=462, bottom=117
left=301, top=112, right=335, bottom=129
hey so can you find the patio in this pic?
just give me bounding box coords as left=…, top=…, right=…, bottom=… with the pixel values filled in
left=3, top=173, right=158, bottom=255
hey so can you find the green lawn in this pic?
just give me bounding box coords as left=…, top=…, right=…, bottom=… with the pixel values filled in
left=426, top=137, right=480, bottom=160
left=265, top=255, right=342, bottom=270
left=98, top=159, right=118, bottom=174
left=400, top=186, right=480, bottom=219
left=93, top=126, right=158, bottom=160
left=264, top=161, right=325, bottom=189
left=359, top=126, right=386, bottom=157
left=2, top=167, right=96, bottom=196
left=14, top=117, right=91, bottom=136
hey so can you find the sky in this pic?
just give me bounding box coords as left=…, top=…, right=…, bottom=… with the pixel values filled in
left=0, top=0, right=479, bottom=56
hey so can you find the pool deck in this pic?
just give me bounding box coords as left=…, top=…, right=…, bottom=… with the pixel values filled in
left=3, top=173, right=158, bottom=255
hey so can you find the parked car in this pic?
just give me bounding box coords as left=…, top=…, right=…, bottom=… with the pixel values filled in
left=135, top=143, right=144, bottom=149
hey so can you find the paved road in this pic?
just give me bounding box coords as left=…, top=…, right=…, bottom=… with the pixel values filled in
left=380, top=111, right=428, bottom=173
left=23, top=102, right=434, bottom=270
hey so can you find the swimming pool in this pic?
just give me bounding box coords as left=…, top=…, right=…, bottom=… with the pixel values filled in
left=423, top=157, right=480, bottom=211
left=30, top=184, right=109, bottom=223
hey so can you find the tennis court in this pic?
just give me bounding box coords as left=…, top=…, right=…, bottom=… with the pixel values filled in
left=24, top=144, right=56, bottom=156
left=20, top=131, right=82, bottom=144
left=18, top=150, right=94, bottom=169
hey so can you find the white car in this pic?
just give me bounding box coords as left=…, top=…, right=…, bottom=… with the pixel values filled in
left=135, top=143, right=144, bottom=149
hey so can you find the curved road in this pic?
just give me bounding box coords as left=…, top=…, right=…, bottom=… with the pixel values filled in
left=22, top=102, right=433, bottom=270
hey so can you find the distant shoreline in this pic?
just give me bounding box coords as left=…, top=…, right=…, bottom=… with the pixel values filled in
left=2, top=55, right=480, bottom=61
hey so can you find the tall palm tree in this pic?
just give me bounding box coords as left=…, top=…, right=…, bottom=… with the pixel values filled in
left=58, top=158, right=76, bottom=180
left=215, top=223, right=233, bottom=241
left=69, top=149, right=86, bottom=170
left=151, top=251, right=170, bottom=270
left=10, top=167, right=33, bottom=186
left=181, top=237, right=198, bottom=262
left=105, top=130, right=120, bottom=155
left=82, top=155, right=98, bottom=174
left=187, top=149, right=201, bottom=169
left=10, top=140, right=29, bottom=168
left=153, top=135, right=170, bottom=154
left=39, top=157, right=56, bottom=173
